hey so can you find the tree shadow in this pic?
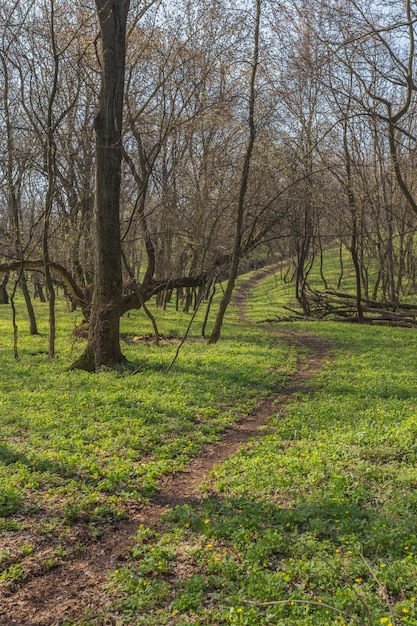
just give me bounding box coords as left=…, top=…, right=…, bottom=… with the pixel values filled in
left=0, top=443, right=105, bottom=486
left=154, top=490, right=416, bottom=623
left=0, top=444, right=30, bottom=466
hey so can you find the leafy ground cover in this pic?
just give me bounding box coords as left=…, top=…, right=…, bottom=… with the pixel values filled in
left=81, top=297, right=417, bottom=624
left=3, top=266, right=417, bottom=626
left=246, top=249, right=359, bottom=322
left=0, top=292, right=296, bottom=597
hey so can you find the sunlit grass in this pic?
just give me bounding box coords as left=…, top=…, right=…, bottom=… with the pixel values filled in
left=0, top=286, right=296, bottom=578
left=88, top=266, right=417, bottom=626
left=244, top=245, right=387, bottom=324
left=4, top=261, right=417, bottom=625
left=98, top=320, right=417, bottom=626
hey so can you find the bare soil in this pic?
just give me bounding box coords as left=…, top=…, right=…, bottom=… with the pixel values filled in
left=0, top=270, right=332, bottom=626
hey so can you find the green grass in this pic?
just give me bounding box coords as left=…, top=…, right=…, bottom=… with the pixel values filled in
left=0, top=287, right=296, bottom=591
left=93, top=321, right=417, bottom=626
left=246, top=247, right=361, bottom=322
left=3, top=265, right=417, bottom=626
left=66, top=262, right=417, bottom=626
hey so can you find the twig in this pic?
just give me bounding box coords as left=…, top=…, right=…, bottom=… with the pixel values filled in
left=355, top=545, right=396, bottom=626
left=243, top=598, right=363, bottom=624
left=166, top=294, right=204, bottom=374
left=131, top=364, right=145, bottom=376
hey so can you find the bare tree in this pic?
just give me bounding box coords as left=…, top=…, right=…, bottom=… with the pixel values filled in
left=70, top=0, right=131, bottom=370
left=0, top=0, right=38, bottom=334
left=209, top=0, right=262, bottom=343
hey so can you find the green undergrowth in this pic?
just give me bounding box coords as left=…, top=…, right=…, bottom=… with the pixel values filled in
left=4, top=267, right=417, bottom=626
left=246, top=248, right=360, bottom=322
left=0, top=290, right=296, bottom=587
left=91, top=321, right=417, bottom=626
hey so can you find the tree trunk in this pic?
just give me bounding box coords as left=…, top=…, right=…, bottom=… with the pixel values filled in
left=183, top=287, right=193, bottom=313
left=20, top=274, right=38, bottom=335
left=73, top=0, right=130, bottom=371
left=0, top=273, right=9, bottom=305
left=34, top=276, right=46, bottom=302
left=343, top=116, right=364, bottom=323
left=208, top=0, right=261, bottom=344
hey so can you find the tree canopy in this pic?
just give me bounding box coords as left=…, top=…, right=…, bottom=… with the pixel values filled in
left=1, top=0, right=417, bottom=365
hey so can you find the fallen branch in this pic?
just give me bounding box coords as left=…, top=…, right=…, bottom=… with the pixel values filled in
left=305, top=288, right=417, bottom=327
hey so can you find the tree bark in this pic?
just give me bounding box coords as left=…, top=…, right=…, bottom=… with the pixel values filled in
left=208, top=0, right=261, bottom=344
left=76, top=0, right=130, bottom=370
left=0, top=273, right=9, bottom=305
left=20, top=274, right=38, bottom=335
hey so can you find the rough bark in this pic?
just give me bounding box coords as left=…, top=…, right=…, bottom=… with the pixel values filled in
left=0, top=273, right=9, bottom=305
left=75, top=0, right=131, bottom=370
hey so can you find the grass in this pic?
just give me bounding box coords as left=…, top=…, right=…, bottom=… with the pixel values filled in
left=3, top=262, right=417, bottom=625
left=92, top=320, right=417, bottom=626
left=246, top=247, right=360, bottom=322
left=86, top=271, right=417, bottom=626
left=0, top=287, right=296, bottom=590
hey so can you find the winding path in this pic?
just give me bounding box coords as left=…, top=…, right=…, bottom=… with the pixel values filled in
left=0, top=268, right=332, bottom=626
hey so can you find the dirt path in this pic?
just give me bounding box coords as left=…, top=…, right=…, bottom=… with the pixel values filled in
left=233, top=264, right=280, bottom=324
left=1, top=269, right=332, bottom=626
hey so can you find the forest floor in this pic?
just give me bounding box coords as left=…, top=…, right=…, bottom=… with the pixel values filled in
left=0, top=269, right=332, bottom=626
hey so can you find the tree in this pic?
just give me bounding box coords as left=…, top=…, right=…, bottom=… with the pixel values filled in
left=0, top=0, right=38, bottom=334
left=70, top=0, right=130, bottom=370
left=209, top=0, right=261, bottom=343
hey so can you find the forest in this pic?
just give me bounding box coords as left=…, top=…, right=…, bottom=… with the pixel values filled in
left=2, top=1, right=417, bottom=625
left=2, top=0, right=417, bottom=365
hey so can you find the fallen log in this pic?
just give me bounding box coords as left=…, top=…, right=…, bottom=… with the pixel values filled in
left=304, top=288, right=417, bottom=327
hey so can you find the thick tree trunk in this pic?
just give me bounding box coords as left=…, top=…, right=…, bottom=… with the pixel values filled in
left=75, top=0, right=130, bottom=371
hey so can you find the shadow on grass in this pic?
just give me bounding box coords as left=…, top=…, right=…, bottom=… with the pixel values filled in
left=0, top=444, right=30, bottom=466
left=0, top=441, right=139, bottom=522
left=163, top=492, right=415, bottom=561
left=0, top=443, right=97, bottom=482
left=146, top=491, right=417, bottom=624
